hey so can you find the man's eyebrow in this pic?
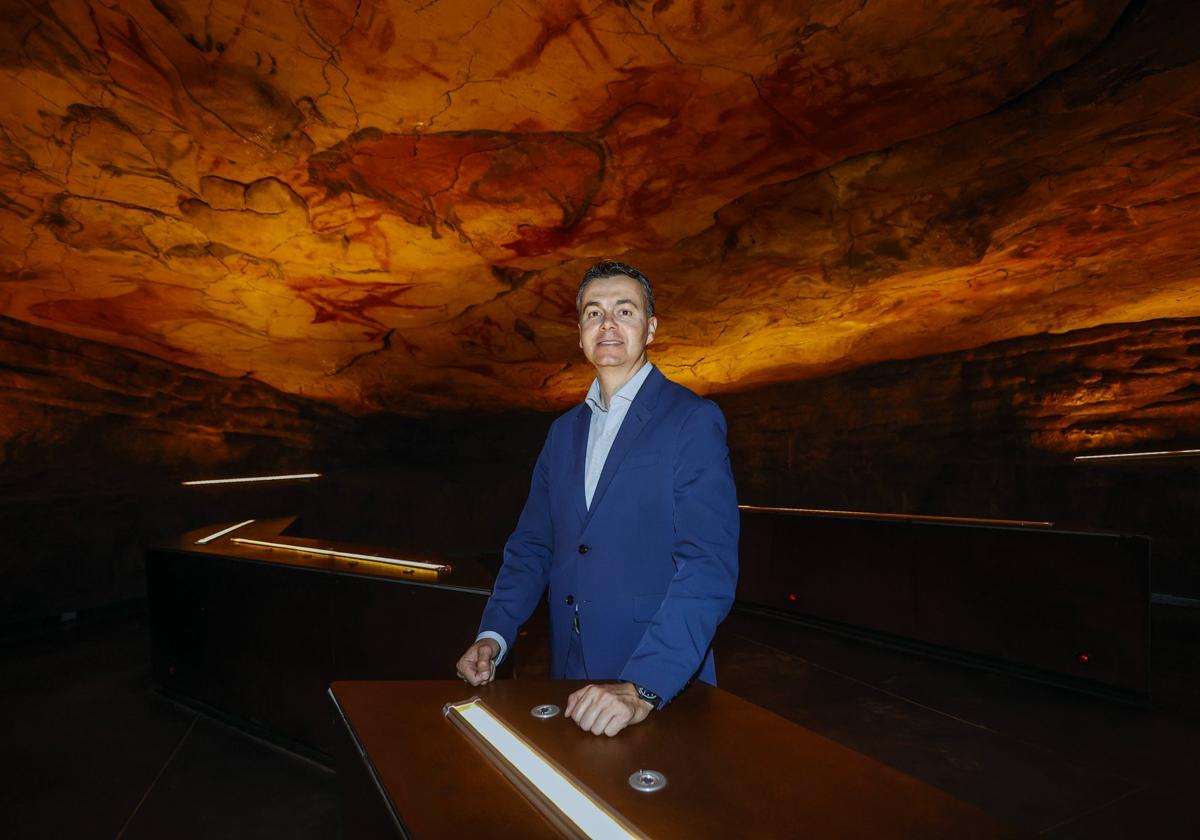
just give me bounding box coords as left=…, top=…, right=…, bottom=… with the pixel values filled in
left=583, top=297, right=641, bottom=309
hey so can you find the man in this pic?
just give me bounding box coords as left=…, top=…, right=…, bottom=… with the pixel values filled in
left=455, top=260, right=739, bottom=737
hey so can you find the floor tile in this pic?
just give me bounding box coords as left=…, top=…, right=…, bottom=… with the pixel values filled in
left=120, top=716, right=340, bottom=840
left=713, top=627, right=1137, bottom=833
left=1042, top=786, right=1195, bottom=839
left=0, top=616, right=196, bottom=840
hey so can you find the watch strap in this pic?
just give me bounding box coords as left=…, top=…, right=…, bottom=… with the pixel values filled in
left=634, top=683, right=661, bottom=708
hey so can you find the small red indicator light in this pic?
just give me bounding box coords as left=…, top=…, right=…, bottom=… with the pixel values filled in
left=1077, top=652, right=1090, bottom=664
left=787, top=593, right=798, bottom=602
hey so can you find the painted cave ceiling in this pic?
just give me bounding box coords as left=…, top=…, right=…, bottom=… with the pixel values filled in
left=1, top=0, right=1198, bottom=413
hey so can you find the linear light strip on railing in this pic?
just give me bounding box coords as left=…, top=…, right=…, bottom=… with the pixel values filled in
left=1073, top=448, right=1200, bottom=463
left=194, top=519, right=256, bottom=545
left=181, top=473, right=321, bottom=486
left=444, top=699, right=640, bottom=840
left=738, top=504, right=1054, bottom=528
left=230, top=537, right=450, bottom=573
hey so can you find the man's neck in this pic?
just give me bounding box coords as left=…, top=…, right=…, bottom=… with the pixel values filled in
left=596, top=357, right=647, bottom=408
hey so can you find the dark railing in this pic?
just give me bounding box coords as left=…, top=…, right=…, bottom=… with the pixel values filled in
left=736, top=505, right=1151, bottom=700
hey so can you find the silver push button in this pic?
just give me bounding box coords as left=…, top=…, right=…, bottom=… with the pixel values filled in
left=530, top=704, right=561, bottom=719
left=628, top=769, right=667, bottom=792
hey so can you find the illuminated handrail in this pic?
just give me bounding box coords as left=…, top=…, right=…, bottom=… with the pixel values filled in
left=1073, top=448, right=1200, bottom=463
left=194, top=519, right=256, bottom=545
left=181, top=473, right=321, bottom=486
left=230, top=537, right=450, bottom=573
left=444, top=698, right=642, bottom=840
left=738, top=505, right=1054, bottom=528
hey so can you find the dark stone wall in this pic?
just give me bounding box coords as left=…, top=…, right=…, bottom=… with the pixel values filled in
left=0, top=315, right=539, bottom=623
left=714, top=317, right=1200, bottom=597
left=4, top=313, right=1198, bottom=624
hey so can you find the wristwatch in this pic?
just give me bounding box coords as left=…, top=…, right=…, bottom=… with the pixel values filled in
left=633, top=683, right=661, bottom=708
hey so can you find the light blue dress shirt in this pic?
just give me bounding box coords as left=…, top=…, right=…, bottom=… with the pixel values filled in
left=478, top=362, right=655, bottom=665
left=583, top=361, right=654, bottom=509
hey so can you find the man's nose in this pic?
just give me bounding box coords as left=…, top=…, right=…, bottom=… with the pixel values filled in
left=600, top=312, right=617, bottom=328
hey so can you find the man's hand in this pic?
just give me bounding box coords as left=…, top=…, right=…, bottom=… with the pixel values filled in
left=564, top=682, right=653, bottom=737
left=456, top=638, right=500, bottom=686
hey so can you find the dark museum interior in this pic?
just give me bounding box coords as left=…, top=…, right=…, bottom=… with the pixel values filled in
left=2, top=0, right=1199, bottom=837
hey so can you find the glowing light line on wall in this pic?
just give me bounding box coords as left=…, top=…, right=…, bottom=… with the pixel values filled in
left=739, top=505, right=1054, bottom=528
left=1073, top=448, right=1200, bottom=463
left=181, top=473, right=321, bottom=486
left=444, top=699, right=641, bottom=840
left=230, top=537, right=450, bottom=573
left=195, top=519, right=256, bottom=545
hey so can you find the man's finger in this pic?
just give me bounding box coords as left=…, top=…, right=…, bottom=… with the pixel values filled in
left=590, top=707, right=615, bottom=735
left=603, top=714, right=628, bottom=737
left=565, top=685, right=590, bottom=719
left=570, top=689, right=598, bottom=725
left=577, top=694, right=606, bottom=731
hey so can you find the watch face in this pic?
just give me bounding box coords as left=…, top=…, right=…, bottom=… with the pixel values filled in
left=636, top=685, right=660, bottom=704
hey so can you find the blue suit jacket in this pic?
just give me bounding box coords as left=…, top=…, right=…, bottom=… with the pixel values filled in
left=479, top=366, right=739, bottom=705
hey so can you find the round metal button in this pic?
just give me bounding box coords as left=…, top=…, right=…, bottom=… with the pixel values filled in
left=628, top=769, right=667, bottom=792
left=530, top=704, right=561, bottom=719
left=578, top=544, right=590, bottom=554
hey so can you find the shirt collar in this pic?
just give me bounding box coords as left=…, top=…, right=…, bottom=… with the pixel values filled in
left=585, top=362, right=654, bottom=413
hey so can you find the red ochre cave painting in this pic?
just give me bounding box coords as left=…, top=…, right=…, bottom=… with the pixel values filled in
left=308, top=128, right=606, bottom=257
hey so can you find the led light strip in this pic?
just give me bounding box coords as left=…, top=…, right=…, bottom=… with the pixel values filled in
left=1073, top=448, right=1200, bottom=463
left=230, top=537, right=450, bottom=573
left=181, top=472, right=321, bottom=486
left=739, top=504, right=1053, bottom=528
left=444, top=699, right=642, bottom=840
left=195, top=519, right=256, bottom=545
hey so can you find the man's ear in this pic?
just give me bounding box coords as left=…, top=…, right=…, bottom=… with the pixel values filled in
left=578, top=322, right=584, bottom=350
left=646, top=316, right=658, bottom=345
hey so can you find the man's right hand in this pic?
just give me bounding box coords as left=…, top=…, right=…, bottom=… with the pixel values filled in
left=456, top=638, right=501, bottom=686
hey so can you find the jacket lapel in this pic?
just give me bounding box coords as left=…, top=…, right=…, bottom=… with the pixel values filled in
left=581, top=367, right=665, bottom=530
left=571, top=405, right=590, bottom=523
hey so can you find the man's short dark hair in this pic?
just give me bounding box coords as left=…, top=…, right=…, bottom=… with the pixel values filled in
left=577, top=260, right=656, bottom=319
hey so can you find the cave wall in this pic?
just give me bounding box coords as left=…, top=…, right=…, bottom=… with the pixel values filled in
left=2, top=0, right=1199, bottom=619
left=715, top=317, right=1200, bottom=596
left=4, top=309, right=1198, bottom=623
left=0, top=315, right=539, bottom=623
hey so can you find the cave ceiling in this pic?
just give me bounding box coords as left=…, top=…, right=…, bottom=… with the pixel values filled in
left=1, top=0, right=1198, bottom=413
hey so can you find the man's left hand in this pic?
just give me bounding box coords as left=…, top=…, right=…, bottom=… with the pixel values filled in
left=564, top=682, right=653, bottom=736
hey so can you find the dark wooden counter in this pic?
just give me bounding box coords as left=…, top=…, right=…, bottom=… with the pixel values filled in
left=146, top=518, right=502, bottom=758
left=330, top=679, right=1025, bottom=839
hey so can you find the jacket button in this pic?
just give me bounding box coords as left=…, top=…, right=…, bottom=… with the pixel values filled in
left=578, top=544, right=590, bottom=554
left=565, top=594, right=575, bottom=605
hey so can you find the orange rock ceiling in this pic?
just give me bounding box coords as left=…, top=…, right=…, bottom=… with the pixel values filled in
left=1, top=0, right=1197, bottom=413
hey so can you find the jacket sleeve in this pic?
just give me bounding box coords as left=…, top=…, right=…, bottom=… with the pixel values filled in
left=619, top=400, right=739, bottom=704
left=477, top=425, right=556, bottom=659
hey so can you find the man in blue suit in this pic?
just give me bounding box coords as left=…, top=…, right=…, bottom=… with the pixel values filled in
left=455, top=261, right=739, bottom=736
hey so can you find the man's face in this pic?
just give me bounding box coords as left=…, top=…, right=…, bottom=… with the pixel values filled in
left=577, top=275, right=658, bottom=372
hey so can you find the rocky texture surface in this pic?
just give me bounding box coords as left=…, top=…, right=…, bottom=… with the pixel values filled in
left=722, top=316, right=1200, bottom=503
left=4, top=0, right=1200, bottom=614
left=715, top=316, right=1200, bottom=594
left=3, top=0, right=1171, bottom=416
left=0, top=315, right=541, bottom=620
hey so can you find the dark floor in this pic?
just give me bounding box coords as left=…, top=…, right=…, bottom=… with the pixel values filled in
left=2, top=603, right=1198, bottom=839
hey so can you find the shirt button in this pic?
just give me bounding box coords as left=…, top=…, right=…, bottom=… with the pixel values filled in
left=565, top=594, right=575, bottom=605
left=578, top=544, right=590, bottom=554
